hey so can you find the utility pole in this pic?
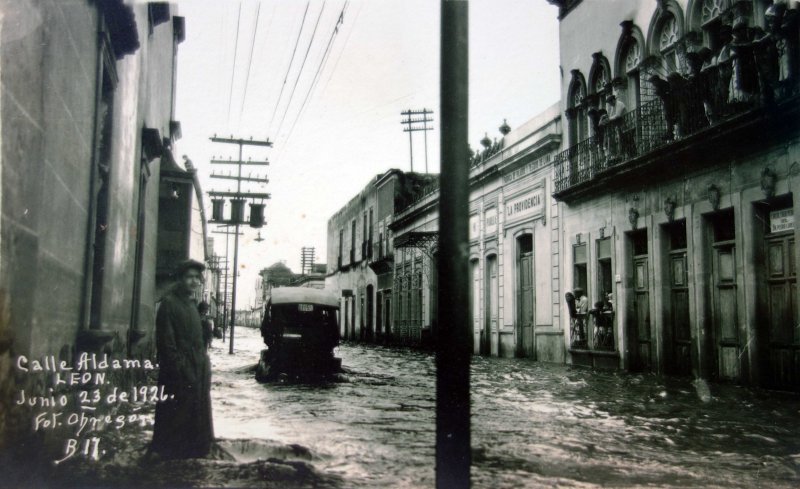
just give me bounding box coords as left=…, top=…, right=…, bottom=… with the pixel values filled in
left=208, top=135, right=272, bottom=354
left=438, top=1, right=469, bottom=487
left=212, top=226, right=240, bottom=341
left=300, top=246, right=315, bottom=275
left=401, top=109, right=434, bottom=173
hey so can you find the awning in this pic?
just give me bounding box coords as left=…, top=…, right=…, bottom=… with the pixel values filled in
left=393, top=231, right=438, bottom=253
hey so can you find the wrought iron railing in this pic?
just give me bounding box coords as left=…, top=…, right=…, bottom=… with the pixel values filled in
left=554, top=59, right=795, bottom=193
left=590, top=309, right=615, bottom=351
left=570, top=310, right=616, bottom=351
left=569, top=314, right=588, bottom=349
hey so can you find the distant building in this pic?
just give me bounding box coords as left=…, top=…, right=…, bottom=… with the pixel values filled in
left=258, top=261, right=298, bottom=303
left=0, top=0, right=195, bottom=460
left=548, top=0, right=800, bottom=390
left=292, top=263, right=328, bottom=289
left=325, top=170, right=437, bottom=343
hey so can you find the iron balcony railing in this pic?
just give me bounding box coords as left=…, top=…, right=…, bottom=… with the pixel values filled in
left=554, top=59, right=797, bottom=194
left=569, top=309, right=615, bottom=351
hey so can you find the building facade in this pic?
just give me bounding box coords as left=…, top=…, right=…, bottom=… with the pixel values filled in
left=325, top=170, right=436, bottom=343
left=390, top=105, right=564, bottom=357
left=549, top=0, right=800, bottom=390
left=0, top=0, right=200, bottom=459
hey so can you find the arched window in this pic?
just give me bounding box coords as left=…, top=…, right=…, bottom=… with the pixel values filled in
left=590, top=52, right=611, bottom=96
left=688, top=0, right=731, bottom=52
left=566, top=71, right=589, bottom=145
left=701, top=0, right=726, bottom=25
left=620, top=37, right=642, bottom=107
left=647, top=2, right=685, bottom=81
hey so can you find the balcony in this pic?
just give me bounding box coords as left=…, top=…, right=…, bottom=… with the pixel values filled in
left=553, top=59, right=800, bottom=199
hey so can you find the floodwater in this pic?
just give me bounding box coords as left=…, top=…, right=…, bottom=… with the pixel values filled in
left=212, top=327, right=800, bottom=488
left=210, top=327, right=436, bottom=488
left=51, top=326, right=800, bottom=488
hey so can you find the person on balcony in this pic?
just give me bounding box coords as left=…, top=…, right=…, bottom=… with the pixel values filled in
left=600, top=93, right=626, bottom=162
left=728, top=17, right=759, bottom=105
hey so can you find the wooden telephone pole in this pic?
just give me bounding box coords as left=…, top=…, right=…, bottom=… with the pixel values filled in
left=208, top=135, right=272, bottom=354
left=401, top=109, right=434, bottom=172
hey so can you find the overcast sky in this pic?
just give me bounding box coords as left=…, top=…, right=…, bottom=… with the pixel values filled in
left=174, top=0, right=561, bottom=307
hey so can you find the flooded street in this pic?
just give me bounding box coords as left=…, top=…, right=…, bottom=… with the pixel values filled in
left=210, top=327, right=436, bottom=488
left=210, top=327, right=800, bottom=488
left=56, top=326, right=800, bottom=488
left=470, top=356, right=800, bottom=488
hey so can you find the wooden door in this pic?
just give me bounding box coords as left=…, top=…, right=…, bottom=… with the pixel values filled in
left=483, top=256, right=498, bottom=355
left=669, top=251, right=691, bottom=375
left=470, top=260, right=480, bottom=347
left=712, top=243, right=740, bottom=380
left=765, top=236, right=798, bottom=390
left=518, top=252, right=535, bottom=357
left=632, top=256, right=652, bottom=371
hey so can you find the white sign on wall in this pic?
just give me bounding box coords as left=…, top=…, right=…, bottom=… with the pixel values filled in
left=484, top=207, right=498, bottom=236
left=505, top=188, right=544, bottom=223
left=469, top=214, right=480, bottom=240
left=770, top=208, right=794, bottom=233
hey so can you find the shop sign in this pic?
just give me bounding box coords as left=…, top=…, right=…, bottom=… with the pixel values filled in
left=484, top=207, right=498, bottom=236
left=502, top=154, right=551, bottom=184
left=505, top=188, right=544, bottom=223
left=469, top=214, right=480, bottom=240
left=770, top=208, right=794, bottom=233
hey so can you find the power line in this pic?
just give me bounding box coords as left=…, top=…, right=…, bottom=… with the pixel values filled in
left=238, top=2, right=262, bottom=126
left=319, top=0, right=362, bottom=99
left=282, top=2, right=347, bottom=146
left=268, top=1, right=311, bottom=134
left=226, top=1, right=243, bottom=127
left=274, top=1, right=327, bottom=138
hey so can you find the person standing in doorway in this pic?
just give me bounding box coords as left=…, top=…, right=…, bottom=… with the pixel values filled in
left=198, top=301, right=214, bottom=350
left=150, top=259, right=214, bottom=459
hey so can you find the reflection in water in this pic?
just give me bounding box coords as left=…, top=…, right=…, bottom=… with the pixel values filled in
left=57, top=326, right=800, bottom=488
left=215, top=328, right=799, bottom=488
left=470, top=355, right=800, bottom=489
left=211, top=327, right=436, bottom=488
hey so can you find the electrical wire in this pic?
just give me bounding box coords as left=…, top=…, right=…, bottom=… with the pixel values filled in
left=282, top=2, right=348, bottom=147
left=226, top=1, right=243, bottom=128
left=273, top=1, right=327, bottom=138
left=319, top=0, right=362, bottom=99
left=268, top=1, right=311, bottom=134
left=238, top=2, right=262, bottom=126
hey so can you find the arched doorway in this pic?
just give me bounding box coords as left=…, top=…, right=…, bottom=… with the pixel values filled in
left=517, top=235, right=535, bottom=358
left=483, top=254, right=498, bottom=355
left=366, top=285, right=374, bottom=341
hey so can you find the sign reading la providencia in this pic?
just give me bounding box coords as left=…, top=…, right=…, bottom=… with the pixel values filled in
left=505, top=188, right=544, bottom=223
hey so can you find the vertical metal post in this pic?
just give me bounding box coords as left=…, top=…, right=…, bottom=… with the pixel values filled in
left=222, top=229, right=230, bottom=341
left=437, top=1, right=470, bottom=488
left=409, top=126, right=415, bottom=172
left=229, top=142, right=243, bottom=354
left=423, top=112, right=429, bottom=173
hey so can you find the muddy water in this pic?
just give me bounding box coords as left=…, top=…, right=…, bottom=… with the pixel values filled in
left=210, top=327, right=435, bottom=488
left=470, top=355, right=800, bottom=488
left=213, top=328, right=799, bottom=488
left=58, top=326, right=796, bottom=488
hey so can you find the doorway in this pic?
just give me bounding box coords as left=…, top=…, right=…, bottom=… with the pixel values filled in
left=517, top=235, right=535, bottom=358
left=761, top=201, right=797, bottom=390
left=470, top=259, right=480, bottom=351
left=366, top=285, right=374, bottom=341
left=707, top=209, right=740, bottom=381
left=664, top=221, right=691, bottom=375
left=483, top=254, right=498, bottom=355
left=629, top=229, right=652, bottom=372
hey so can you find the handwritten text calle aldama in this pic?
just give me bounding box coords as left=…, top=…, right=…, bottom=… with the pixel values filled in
left=14, top=353, right=169, bottom=465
